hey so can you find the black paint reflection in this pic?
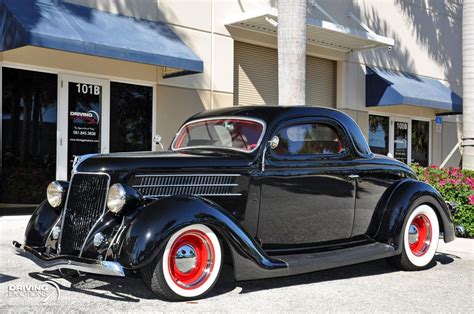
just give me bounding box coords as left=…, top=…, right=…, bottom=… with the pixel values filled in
left=259, top=171, right=355, bottom=246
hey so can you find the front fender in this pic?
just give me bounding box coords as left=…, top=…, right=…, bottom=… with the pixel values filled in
left=118, top=196, right=286, bottom=273
left=24, top=200, right=60, bottom=247
left=370, top=179, right=455, bottom=250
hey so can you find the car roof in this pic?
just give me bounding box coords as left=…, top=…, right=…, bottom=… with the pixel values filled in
left=187, top=106, right=373, bottom=157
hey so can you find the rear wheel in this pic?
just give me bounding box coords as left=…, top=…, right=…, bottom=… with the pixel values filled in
left=141, top=224, right=222, bottom=301
left=388, top=204, right=439, bottom=270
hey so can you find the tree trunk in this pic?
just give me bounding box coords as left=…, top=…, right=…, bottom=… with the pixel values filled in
left=463, top=0, right=474, bottom=170
left=278, top=0, right=307, bottom=106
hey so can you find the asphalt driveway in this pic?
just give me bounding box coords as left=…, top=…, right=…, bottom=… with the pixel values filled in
left=1, top=215, right=473, bottom=313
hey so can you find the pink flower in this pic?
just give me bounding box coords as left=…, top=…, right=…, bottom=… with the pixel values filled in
left=449, top=178, right=461, bottom=185
left=430, top=165, right=438, bottom=169
left=438, top=180, right=446, bottom=187
left=466, top=177, right=474, bottom=189
left=468, top=194, right=474, bottom=205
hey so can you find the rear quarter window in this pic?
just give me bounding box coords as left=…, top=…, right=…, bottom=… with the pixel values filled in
left=274, top=123, right=344, bottom=156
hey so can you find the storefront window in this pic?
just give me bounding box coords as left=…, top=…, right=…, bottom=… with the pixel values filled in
left=110, top=82, right=153, bottom=152
left=368, top=115, right=389, bottom=155
left=412, top=120, right=430, bottom=166
left=1, top=68, right=58, bottom=205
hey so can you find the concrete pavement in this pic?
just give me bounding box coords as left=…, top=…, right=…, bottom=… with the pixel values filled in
left=0, top=215, right=473, bottom=313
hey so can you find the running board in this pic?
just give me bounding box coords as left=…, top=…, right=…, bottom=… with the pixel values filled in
left=233, top=242, right=396, bottom=281
left=277, top=242, right=396, bottom=277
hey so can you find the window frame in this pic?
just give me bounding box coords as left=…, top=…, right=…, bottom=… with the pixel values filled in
left=268, top=117, right=352, bottom=162
left=171, top=116, right=267, bottom=154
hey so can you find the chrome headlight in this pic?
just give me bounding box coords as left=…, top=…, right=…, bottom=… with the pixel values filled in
left=47, top=181, right=66, bottom=208
left=107, top=184, right=127, bottom=214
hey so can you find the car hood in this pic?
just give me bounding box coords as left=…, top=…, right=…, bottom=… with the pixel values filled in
left=74, top=150, right=254, bottom=173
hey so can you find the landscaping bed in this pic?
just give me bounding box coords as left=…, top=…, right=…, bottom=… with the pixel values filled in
left=411, top=164, right=474, bottom=238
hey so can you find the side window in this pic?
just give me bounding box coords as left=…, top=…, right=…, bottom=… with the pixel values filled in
left=274, top=123, right=344, bottom=156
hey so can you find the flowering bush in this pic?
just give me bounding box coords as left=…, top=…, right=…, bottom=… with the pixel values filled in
left=411, top=164, right=474, bottom=238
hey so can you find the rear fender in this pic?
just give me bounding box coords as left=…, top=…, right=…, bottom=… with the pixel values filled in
left=369, top=179, right=455, bottom=250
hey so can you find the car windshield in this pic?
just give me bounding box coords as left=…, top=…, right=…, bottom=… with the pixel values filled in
left=172, top=118, right=265, bottom=153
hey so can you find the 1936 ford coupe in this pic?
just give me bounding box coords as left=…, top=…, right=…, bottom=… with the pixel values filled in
left=14, top=106, right=455, bottom=301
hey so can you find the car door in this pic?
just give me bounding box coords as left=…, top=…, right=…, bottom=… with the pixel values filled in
left=257, top=117, right=357, bottom=250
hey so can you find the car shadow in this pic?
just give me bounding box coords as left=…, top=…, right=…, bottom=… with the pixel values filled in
left=212, top=252, right=458, bottom=296
left=28, top=270, right=155, bottom=302
left=26, top=252, right=457, bottom=302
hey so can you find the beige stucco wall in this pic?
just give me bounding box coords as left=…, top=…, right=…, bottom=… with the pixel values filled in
left=3, top=0, right=463, bottom=164
left=2, top=47, right=160, bottom=83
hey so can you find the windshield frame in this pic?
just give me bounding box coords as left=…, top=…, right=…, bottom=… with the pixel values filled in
left=171, top=116, right=267, bottom=154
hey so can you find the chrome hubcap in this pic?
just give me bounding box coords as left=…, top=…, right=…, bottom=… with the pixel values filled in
left=174, top=244, right=197, bottom=274
left=408, top=224, right=419, bottom=245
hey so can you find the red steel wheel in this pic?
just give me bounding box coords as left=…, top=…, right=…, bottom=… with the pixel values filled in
left=408, top=214, right=432, bottom=256
left=167, top=229, right=215, bottom=290
left=162, top=224, right=222, bottom=298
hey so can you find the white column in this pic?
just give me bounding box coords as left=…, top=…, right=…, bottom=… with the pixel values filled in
left=278, top=0, right=307, bottom=106
left=463, top=0, right=474, bottom=170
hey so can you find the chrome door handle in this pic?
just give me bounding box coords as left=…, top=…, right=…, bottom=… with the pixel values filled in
left=348, top=174, right=359, bottom=179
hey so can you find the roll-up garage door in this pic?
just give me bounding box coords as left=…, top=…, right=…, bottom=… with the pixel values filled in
left=234, top=42, right=336, bottom=107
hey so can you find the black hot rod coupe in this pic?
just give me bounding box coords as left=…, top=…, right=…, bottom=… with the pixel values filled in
left=14, top=106, right=455, bottom=301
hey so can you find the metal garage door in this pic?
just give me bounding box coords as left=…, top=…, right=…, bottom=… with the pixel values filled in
left=234, top=42, right=336, bottom=107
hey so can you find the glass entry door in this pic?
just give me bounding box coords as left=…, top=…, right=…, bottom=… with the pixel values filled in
left=390, top=118, right=411, bottom=164
left=58, top=75, right=110, bottom=180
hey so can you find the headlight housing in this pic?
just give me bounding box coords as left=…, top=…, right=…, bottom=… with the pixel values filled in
left=107, top=184, right=127, bottom=214
left=47, top=181, right=66, bottom=208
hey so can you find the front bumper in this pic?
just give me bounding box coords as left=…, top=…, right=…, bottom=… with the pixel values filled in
left=12, top=241, right=125, bottom=277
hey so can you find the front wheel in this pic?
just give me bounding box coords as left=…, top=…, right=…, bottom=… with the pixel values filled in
left=141, top=224, right=222, bottom=301
left=388, top=204, right=440, bottom=270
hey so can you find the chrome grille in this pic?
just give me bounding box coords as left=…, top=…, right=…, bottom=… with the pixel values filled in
left=60, top=173, right=109, bottom=256
left=132, top=174, right=241, bottom=197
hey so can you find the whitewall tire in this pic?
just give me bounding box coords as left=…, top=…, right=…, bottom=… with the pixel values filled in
left=141, top=224, right=222, bottom=301
left=389, top=204, right=440, bottom=270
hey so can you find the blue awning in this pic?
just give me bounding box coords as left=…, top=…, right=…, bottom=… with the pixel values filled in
left=0, top=0, right=203, bottom=75
left=366, top=66, right=462, bottom=113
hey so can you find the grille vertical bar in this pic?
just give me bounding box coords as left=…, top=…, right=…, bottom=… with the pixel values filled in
left=60, top=173, right=109, bottom=256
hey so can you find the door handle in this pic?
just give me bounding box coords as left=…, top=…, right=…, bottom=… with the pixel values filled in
left=348, top=174, right=359, bottom=179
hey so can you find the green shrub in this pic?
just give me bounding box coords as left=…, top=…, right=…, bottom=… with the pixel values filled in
left=411, top=164, right=474, bottom=238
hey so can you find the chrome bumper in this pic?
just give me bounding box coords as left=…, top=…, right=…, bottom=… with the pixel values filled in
left=12, top=241, right=125, bottom=277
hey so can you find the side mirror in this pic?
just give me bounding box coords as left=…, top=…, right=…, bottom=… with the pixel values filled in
left=153, top=134, right=164, bottom=151
left=269, top=135, right=280, bottom=150
left=261, top=136, right=280, bottom=172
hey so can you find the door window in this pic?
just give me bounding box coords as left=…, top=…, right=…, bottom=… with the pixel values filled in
left=110, top=82, right=153, bottom=152
left=1, top=68, right=57, bottom=205
left=274, top=123, right=344, bottom=156
left=368, top=115, right=389, bottom=155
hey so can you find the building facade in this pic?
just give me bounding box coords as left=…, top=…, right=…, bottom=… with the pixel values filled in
left=0, top=0, right=463, bottom=207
